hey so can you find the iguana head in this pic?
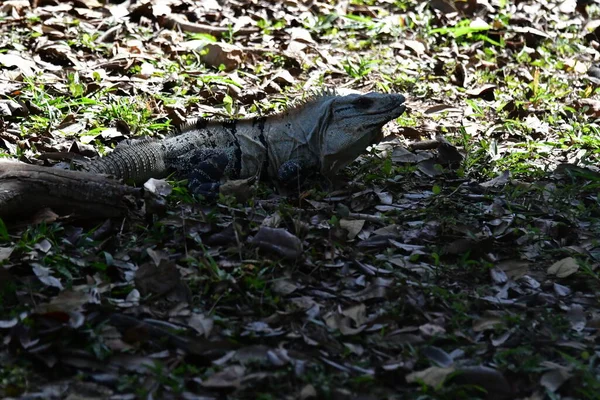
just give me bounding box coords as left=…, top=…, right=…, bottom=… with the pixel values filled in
left=318, top=91, right=406, bottom=176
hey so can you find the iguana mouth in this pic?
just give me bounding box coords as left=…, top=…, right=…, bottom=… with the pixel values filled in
left=389, top=103, right=406, bottom=117
left=362, top=103, right=406, bottom=129
left=367, top=96, right=406, bottom=118
left=389, top=95, right=407, bottom=114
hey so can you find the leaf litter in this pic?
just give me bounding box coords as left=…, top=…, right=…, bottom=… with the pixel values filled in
left=0, top=0, right=599, bottom=399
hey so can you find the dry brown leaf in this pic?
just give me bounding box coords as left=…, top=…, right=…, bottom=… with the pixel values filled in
left=465, top=84, right=496, bottom=99
left=0, top=53, right=37, bottom=77
left=32, top=263, right=63, bottom=290
left=480, top=170, right=510, bottom=188
left=403, top=39, right=426, bottom=56
left=201, top=43, right=245, bottom=71
left=578, top=98, right=600, bottom=117
left=36, top=289, right=98, bottom=314
left=424, top=104, right=462, bottom=114
left=220, top=177, right=255, bottom=202
left=391, top=146, right=420, bottom=163
left=540, top=367, right=572, bottom=392
left=0, top=246, right=14, bottom=262
left=324, top=312, right=365, bottom=336
left=135, top=259, right=182, bottom=296
left=272, top=279, right=299, bottom=295
left=251, top=227, right=303, bottom=259
left=339, top=218, right=365, bottom=239
left=497, top=260, right=529, bottom=279
left=188, top=313, right=213, bottom=338
left=547, top=257, right=579, bottom=278
left=201, top=365, right=245, bottom=388
left=300, top=384, right=317, bottom=399
left=341, top=304, right=367, bottom=326
left=472, top=316, right=504, bottom=332
left=406, top=366, right=455, bottom=386
left=450, top=366, right=511, bottom=397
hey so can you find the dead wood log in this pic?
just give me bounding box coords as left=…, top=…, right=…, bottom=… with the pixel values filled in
left=0, top=160, right=141, bottom=221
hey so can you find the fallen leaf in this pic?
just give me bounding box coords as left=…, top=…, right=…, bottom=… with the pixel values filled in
left=341, top=304, right=367, bottom=326
left=220, top=177, right=255, bottom=202
left=567, top=304, right=586, bottom=332
left=32, top=264, right=63, bottom=290
left=578, top=98, right=600, bottom=117
left=417, top=159, right=443, bottom=177
left=135, top=259, right=182, bottom=296
left=480, top=170, right=510, bottom=188
left=472, top=316, right=504, bottom=332
left=421, top=346, right=453, bottom=367
left=436, top=141, right=463, bottom=166
left=540, top=367, right=571, bottom=392
left=497, top=260, right=529, bottom=279
left=403, top=39, right=426, bottom=56
left=424, top=104, right=462, bottom=114
left=272, top=279, right=298, bottom=295
left=465, top=84, right=496, bottom=99
left=490, top=267, right=508, bottom=284
left=339, top=218, right=365, bottom=239
left=188, top=313, right=213, bottom=338
left=419, top=323, right=446, bottom=337
left=0, top=53, right=37, bottom=77
left=251, top=227, right=303, bottom=259
left=391, top=146, right=420, bottom=163
left=547, top=257, right=579, bottom=278
left=37, top=289, right=98, bottom=314
left=0, top=317, right=18, bottom=330
left=201, top=365, right=246, bottom=388
left=406, top=366, right=455, bottom=386
left=553, top=283, right=571, bottom=297
left=323, top=312, right=365, bottom=336
left=0, top=246, right=14, bottom=262
left=300, top=384, right=317, bottom=399
left=200, top=43, right=245, bottom=71
left=144, top=178, right=172, bottom=196
left=450, top=366, right=511, bottom=397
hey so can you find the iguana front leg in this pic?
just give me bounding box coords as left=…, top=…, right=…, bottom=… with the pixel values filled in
left=277, top=159, right=303, bottom=182
left=183, top=151, right=231, bottom=197
left=277, top=158, right=319, bottom=187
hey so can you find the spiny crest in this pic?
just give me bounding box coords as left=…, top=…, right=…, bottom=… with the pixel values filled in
left=176, top=116, right=247, bottom=134
left=286, top=87, right=340, bottom=111
left=175, top=87, right=342, bottom=134
left=176, top=117, right=209, bottom=134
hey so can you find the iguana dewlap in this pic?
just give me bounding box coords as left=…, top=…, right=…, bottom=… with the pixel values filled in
left=86, top=90, right=406, bottom=195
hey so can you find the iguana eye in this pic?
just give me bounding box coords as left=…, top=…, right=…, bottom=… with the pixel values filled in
left=353, top=97, right=373, bottom=108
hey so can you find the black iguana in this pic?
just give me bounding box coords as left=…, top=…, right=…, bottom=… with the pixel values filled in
left=85, top=89, right=406, bottom=195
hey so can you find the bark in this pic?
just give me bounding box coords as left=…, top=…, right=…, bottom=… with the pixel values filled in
left=0, top=160, right=141, bottom=221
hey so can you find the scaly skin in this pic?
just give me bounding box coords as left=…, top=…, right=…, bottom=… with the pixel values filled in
left=86, top=90, right=406, bottom=194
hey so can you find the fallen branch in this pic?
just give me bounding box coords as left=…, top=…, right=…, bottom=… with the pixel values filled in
left=0, top=160, right=141, bottom=221
left=408, top=139, right=440, bottom=151
left=158, top=15, right=259, bottom=36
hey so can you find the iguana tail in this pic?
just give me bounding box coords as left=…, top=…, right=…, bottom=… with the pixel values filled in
left=86, top=139, right=168, bottom=184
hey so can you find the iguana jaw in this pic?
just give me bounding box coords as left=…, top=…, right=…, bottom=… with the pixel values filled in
left=320, top=92, right=406, bottom=176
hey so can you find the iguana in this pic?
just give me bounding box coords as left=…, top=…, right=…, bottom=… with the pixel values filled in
left=85, top=90, right=406, bottom=195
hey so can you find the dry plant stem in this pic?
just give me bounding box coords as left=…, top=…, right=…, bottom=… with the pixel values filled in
left=408, top=140, right=440, bottom=151
left=158, top=15, right=259, bottom=36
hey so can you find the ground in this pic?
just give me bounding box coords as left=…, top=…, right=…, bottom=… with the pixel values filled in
left=0, top=0, right=600, bottom=399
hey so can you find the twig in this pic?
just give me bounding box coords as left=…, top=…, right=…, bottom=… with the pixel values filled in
left=158, top=15, right=259, bottom=36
